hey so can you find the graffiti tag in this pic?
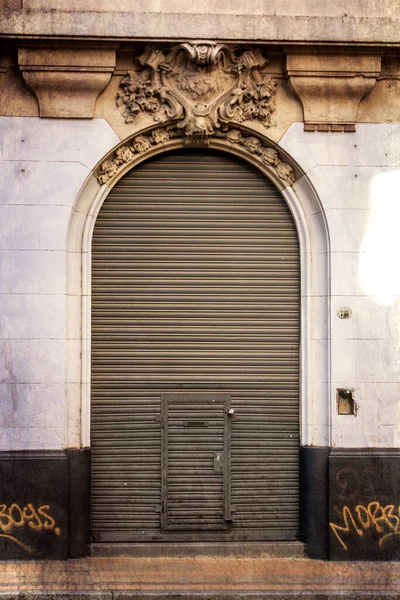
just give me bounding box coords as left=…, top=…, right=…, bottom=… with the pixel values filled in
left=330, top=501, right=400, bottom=551
left=0, top=503, right=61, bottom=554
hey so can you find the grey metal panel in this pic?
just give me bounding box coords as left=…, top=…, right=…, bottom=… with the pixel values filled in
left=91, top=149, right=300, bottom=543
left=161, top=394, right=231, bottom=530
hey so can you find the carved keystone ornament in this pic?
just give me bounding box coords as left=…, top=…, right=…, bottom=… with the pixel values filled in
left=117, top=41, right=278, bottom=138
left=98, top=42, right=295, bottom=188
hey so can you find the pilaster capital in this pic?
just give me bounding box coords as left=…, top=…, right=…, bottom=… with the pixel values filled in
left=18, top=45, right=116, bottom=118
left=286, top=50, right=381, bottom=131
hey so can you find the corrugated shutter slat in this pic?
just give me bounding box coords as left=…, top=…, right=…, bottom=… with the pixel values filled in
left=91, top=149, right=300, bottom=543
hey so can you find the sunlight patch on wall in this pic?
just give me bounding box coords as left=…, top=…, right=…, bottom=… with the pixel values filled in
left=360, top=170, right=400, bottom=305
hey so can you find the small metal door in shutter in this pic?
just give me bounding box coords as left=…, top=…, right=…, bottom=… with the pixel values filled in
left=91, top=149, right=300, bottom=544
left=161, top=394, right=232, bottom=530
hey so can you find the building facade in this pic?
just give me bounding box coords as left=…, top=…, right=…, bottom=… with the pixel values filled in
left=1, top=0, right=400, bottom=561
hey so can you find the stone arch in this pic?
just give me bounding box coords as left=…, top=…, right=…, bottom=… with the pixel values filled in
left=65, top=122, right=330, bottom=451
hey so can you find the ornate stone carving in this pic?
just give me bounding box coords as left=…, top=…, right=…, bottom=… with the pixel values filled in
left=96, top=125, right=295, bottom=188
left=219, top=128, right=295, bottom=186
left=97, top=127, right=175, bottom=184
left=117, top=42, right=277, bottom=138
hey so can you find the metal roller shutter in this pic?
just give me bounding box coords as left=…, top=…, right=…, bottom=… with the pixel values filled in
left=91, top=149, right=300, bottom=543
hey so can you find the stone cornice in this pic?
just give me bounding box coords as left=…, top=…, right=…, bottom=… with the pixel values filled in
left=2, top=4, right=400, bottom=45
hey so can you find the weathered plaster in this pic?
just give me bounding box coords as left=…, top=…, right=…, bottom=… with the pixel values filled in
left=1, top=115, right=400, bottom=451
left=0, top=116, right=119, bottom=450
left=281, top=122, right=400, bottom=448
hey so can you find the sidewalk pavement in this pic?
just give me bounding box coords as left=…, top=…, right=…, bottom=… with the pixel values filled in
left=0, top=557, right=400, bottom=599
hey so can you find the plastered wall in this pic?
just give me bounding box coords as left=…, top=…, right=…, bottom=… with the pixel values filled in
left=282, top=124, right=400, bottom=447
left=0, top=117, right=119, bottom=449
left=1, top=116, right=400, bottom=450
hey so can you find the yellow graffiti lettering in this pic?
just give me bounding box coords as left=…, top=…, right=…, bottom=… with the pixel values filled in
left=23, top=503, right=43, bottom=531
left=9, top=503, right=24, bottom=527
left=355, top=504, right=370, bottom=528
left=329, top=506, right=364, bottom=551
left=330, top=501, right=400, bottom=551
left=37, top=505, right=56, bottom=531
left=0, top=504, right=13, bottom=532
left=0, top=502, right=61, bottom=554
left=368, top=501, right=386, bottom=533
left=384, top=505, right=399, bottom=532
left=0, top=533, right=36, bottom=554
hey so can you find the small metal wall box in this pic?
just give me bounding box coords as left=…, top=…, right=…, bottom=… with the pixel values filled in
left=337, top=388, right=356, bottom=415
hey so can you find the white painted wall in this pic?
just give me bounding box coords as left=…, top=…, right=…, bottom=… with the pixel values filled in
left=1, top=117, right=399, bottom=449
left=0, top=117, right=119, bottom=450
left=281, top=123, right=400, bottom=448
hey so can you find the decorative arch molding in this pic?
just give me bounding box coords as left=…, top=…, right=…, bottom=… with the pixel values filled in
left=95, top=123, right=297, bottom=191
left=65, top=123, right=331, bottom=452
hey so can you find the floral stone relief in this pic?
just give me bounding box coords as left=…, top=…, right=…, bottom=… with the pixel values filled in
left=96, top=126, right=295, bottom=188
left=117, top=41, right=278, bottom=139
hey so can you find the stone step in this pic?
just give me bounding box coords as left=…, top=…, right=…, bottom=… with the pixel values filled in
left=90, top=542, right=306, bottom=558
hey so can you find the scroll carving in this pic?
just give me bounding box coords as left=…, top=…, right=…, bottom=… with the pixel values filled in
left=96, top=126, right=295, bottom=188
left=117, top=42, right=277, bottom=139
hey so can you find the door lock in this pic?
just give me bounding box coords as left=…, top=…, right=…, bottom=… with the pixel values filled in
left=213, top=451, right=224, bottom=473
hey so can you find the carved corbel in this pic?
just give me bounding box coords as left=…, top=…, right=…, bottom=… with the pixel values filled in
left=18, top=46, right=116, bottom=118
left=286, top=51, right=381, bottom=131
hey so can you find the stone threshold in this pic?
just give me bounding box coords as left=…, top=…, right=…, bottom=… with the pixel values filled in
left=90, top=542, right=306, bottom=558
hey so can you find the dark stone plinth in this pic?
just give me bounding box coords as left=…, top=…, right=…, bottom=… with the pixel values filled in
left=329, top=448, right=400, bottom=560
left=0, top=450, right=68, bottom=559
left=300, top=446, right=329, bottom=559
left=66, top=447, right=91, bottom=558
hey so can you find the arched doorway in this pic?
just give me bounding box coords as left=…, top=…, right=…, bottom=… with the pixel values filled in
left=90, top=148, right=300, bottom=545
